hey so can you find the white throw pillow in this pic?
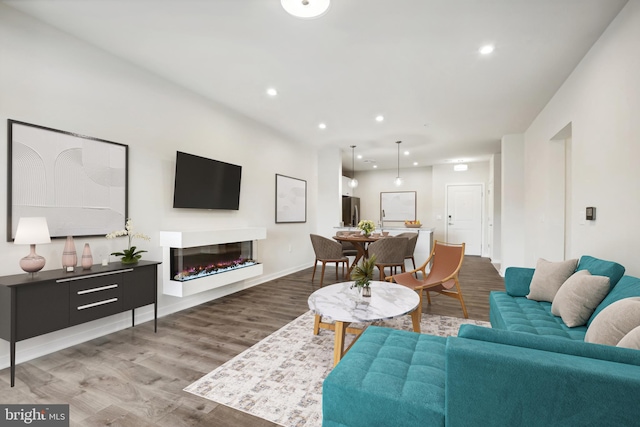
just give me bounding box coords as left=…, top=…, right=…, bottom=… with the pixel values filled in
left=585, top=297, right=640, bottom=346
left=551, top=270, right=610, bottom=327
left=526, top=258, right=578, bottom=303
left=617, top=325, right=640, bottom=350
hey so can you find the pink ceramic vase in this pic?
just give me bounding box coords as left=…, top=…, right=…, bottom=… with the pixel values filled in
left=62, top=236, right=77, bottom=269
left=81, top=243, right=93, bottom=270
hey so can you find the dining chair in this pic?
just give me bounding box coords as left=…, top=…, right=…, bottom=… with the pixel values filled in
left=310, top=234, right=349, bottom=287
left=335, top=230, right=358, bottom=257
left=395, top=232, right=419, bottom=271
left=367, top=237, right=408, bottom=281
left=388, top=241, right=467, bottom=327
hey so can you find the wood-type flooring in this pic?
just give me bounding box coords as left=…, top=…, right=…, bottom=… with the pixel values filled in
left=0, top=255, right=504, bottom=426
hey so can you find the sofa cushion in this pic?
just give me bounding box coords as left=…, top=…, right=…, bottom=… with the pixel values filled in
left=323, top=326, right=446, bottom=427
left=576, top=255, right=625, bottom=290
left=504, top=267, right=535, bottom=297
left=490, top=291, right=587, bottom=340
left=526, top=258, right=578, bottom=303
left=585, top=297, right=640, bottom=346
left=551, top=270, right=609, bottom=327
left=618, top=326, right=640, bottom=350
left=588, top=275, right=640, bottom=326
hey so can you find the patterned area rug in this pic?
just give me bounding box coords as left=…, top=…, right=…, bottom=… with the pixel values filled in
left=184, top=311, right=490, bottom=427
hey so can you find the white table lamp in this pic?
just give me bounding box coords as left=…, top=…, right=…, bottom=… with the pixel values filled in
left=14, top=217, right=51, bottom=273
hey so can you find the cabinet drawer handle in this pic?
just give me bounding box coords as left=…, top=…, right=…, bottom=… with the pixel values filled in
left=77, top=298, right=118, bottom=310
left=77, top=284, right=118, bottom=295
left=56, top=269, right=133, bottom=283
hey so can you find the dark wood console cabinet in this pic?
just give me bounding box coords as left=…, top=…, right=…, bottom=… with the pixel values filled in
left=0, top=260, right=160, bottom=387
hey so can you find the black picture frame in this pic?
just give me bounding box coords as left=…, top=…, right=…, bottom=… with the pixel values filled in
left=7, top=120, right=128, bottom=240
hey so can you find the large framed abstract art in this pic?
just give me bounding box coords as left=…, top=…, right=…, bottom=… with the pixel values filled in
left=275, top=174, right=306, bottom=223
left=7, top=120, right=128, bottom=240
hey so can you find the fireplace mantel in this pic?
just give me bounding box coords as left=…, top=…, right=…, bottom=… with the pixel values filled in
left=160, top=228, right=266, bottom=297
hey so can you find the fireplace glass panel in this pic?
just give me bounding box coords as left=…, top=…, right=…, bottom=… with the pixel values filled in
left=170, top=241, right=256, bottom=282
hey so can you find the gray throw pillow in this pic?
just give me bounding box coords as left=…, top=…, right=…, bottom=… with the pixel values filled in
left=526, top=258, right=578, bottom=303
left=585, top=297, right=640, bottom=346
left=551, top=270, right=610, bottom=327
left=617, top=325, right=640, bottom=350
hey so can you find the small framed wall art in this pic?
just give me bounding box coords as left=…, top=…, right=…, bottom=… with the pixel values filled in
left=275, top=174, right=307, bottom=223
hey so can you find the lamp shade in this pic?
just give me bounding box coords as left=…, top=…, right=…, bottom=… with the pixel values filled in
left=14, top=217, right=51, bottom=245
left=281, top=0, right=330, bottom=19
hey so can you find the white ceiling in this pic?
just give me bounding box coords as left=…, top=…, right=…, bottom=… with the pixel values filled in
left=3, top=0, right=628, bottom=172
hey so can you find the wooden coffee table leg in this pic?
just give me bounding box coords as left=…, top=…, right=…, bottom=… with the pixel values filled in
left=313, top=313, right=321, bottom=335
left=410, top=307, right=421, bottom=333
left=333, top=321, right=347, bottom=366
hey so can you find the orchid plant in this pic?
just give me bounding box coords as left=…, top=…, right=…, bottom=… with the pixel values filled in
left=106, top=218, right=151, bottom=264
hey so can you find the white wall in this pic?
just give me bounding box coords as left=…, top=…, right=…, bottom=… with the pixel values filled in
left=501, top=134, right=525, bottom=274
left=489, top=153, right=502, bottom=264
left=0, top=3, right=317, bottom=366
left=317, top=146, right=342, bottom=236
left=353, top=167, right=433, bottom=229
left=521, top=1, right=640, bottom=275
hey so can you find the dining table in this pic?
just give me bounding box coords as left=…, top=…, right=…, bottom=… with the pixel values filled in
left=333, top=233, right=386, bottom=278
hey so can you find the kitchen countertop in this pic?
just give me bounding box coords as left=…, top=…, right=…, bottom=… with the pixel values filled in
left=334, top=226, right=435, bottom=232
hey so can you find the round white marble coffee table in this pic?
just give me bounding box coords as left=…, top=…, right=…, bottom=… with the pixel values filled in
left=308, top=281, right=420, bottom=366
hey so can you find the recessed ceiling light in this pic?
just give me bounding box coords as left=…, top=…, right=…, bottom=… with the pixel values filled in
left=454, top=164, right=469, bottom=172
left=373, top=165, right=378, bottom=168
left=413, top=162, right=418, bottom=166
left=318, top=123, right=327, bottom=129
left=375, top=115, right=384, bottom=122
left=404, top=151, right=410, bottom=156
left=281, top=0, right=330, bottom=19
left=479, top=44, right=495, bottom=55
left=357, top=154, right=362, bottom=159
left=266, top=87, right=278, bottom=96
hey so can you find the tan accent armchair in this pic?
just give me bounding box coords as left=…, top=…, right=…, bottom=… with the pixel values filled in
left=388, top=240, right=467, bottom=330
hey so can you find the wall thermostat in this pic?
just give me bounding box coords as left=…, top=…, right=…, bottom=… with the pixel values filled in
left=586, top=207, right=596, bottom=221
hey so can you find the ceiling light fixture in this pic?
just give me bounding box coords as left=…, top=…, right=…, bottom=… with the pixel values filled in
left=454, top=164, right=469, bottom=172
left=281, top=0, right=330, bottom=19
left=479, top=44, right=495, bottom=55
left=318, top=123, right=327, bottom=129
left=375, top=115, right=384, bottom=122
left=266, top=87, right=278, bottom=96
left=394, top=141, right=403, bottom=186
left=348, top=145, right=359, bottom=188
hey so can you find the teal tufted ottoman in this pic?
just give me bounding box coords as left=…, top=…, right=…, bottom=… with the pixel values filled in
left=322, top=326, right=446, bottom=427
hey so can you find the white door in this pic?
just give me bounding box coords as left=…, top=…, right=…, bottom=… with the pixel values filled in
left=446, top=184, right=483, bottom=256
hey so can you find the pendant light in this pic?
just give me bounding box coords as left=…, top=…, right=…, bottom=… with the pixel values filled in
left=394, top=141, right=403, bottom=186
left=348, top=145, right=359, bottom=188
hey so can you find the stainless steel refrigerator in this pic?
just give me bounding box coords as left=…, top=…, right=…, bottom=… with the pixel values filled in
left=342, top=196, right=360, bottom=227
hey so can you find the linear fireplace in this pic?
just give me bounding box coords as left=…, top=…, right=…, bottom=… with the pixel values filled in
left=160, top=228, right=267, bottom=297
left=171, top=241, right=257, bottom=282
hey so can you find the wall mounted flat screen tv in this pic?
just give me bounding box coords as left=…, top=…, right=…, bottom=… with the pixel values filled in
left=173, top=151, right=242, bottom=210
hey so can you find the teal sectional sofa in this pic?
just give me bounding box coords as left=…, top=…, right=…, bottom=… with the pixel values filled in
left=323, top=256, right=640, bottom=426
